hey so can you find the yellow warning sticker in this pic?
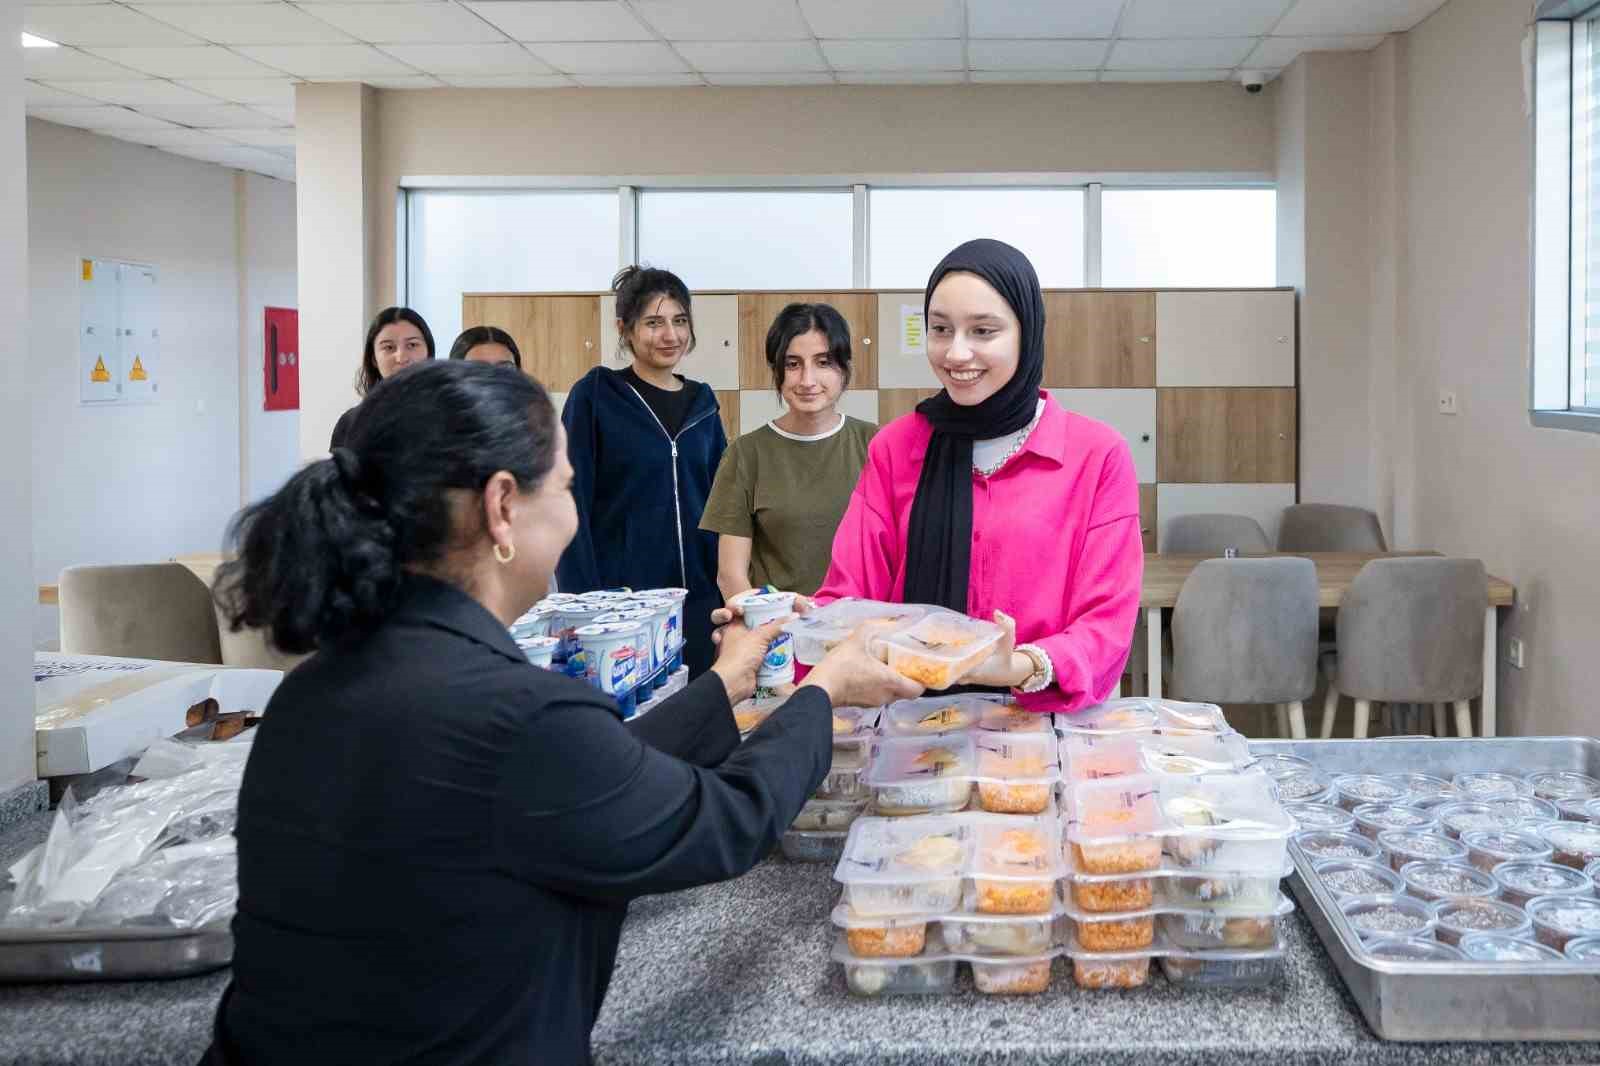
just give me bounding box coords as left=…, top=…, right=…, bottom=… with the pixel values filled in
left=91, top=356, right=111, bottom=383
left=81, top=260, right=94, bottom=282
left=128, top=356, right=147, bottom=382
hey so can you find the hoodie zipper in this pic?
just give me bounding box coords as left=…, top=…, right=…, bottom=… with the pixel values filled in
left=624, top=383, right=716, bottom=587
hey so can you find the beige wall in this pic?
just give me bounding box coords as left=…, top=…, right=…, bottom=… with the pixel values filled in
left=1390, top=0, right=1600, bottom=737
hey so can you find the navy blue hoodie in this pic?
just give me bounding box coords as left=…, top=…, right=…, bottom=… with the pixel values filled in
left=557, top=366, right=727, bottom=677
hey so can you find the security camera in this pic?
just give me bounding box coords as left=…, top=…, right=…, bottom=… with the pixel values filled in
left=1238, top=70, right=1266, bottom=94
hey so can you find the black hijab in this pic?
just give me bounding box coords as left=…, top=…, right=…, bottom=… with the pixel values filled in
left=902, top=239, right=1046, bottom=612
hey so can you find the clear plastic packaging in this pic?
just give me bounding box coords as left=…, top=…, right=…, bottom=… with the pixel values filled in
left=863, top=735, right=976, bottom=816
left=1060, top=931, right=1285, bottom=991
left=1066, top=777, right=1164, bottom=874
left=1062, top=733, right=1143, bottom=781
left=1363, top=937, right=1463, bottom=962
left=1459, top=828, right=1553, bottom=873
left=1538, top=821, right=1600, bottom=870
left=1352, top=803, right=1436, bottom=841
left=1453, top=771, right=1533, bottom=801
left=1397, top=860, right=1499, bottom=904
left=1526, top=895, right=1600, bottom=951
left=1435, top=801, right=1519, bottom=839
left=830, top=907, right=930, bottom=958
left=1484, top=796, right=1561, bottom=828
left=1070, top=874, right=1155, bottom=913
left=1458, top=933, right=1565, bottom=962
left=971, top=820, right=1063, bottom=915
left=1388, top=773, right=1456, bottom=803
left=1492, top=861, right=1593, bottom=909
left=1313, top=859, right=1406, bottom=900
left=837, top=952, right=959, bottom=997
left=732, top=695, right=784, bottom=736
left=1072, top=955, right=1150, bottom=989
left=1065, top=851, right=1288, bottom=914
left=1431, top=899, right=1532, bottom=947
left=791, top=799, right=866, bottom=832
left=873, top=610, right=1004, bottom=690
left=834, top=816, right=972, bottom=917
left=975, top=702, right=1054, bottom=734
left=1332, top=774, right=1413, bottom=812
left=1160, top=771, right=1294, bottom=872
left=1157, top=911, right=1282, bottom=950
left=1074, top=913, right=1156, bottom=951
left=1159, top=953, right=1284, bottom=988
left=1258, top=753, right=1314, bottom=779
left=784, top=599, right=929, bottom=666
left=970, top=956, right=1054, bottom=995
left=1271, top=768, right=1334, bottom=804
left=1340, top=893, right=1438, bottom=941
left=1294, top=829, right=1383, bottom=864
left=1564, top=936, right=1600, bottom=962
left=1284, top=802, right=1356, bottom=834
left=940, top=911, right=1059, bottom=957
left=1057, top=700, right=1159, bottom=738
left=1590, top=858, right=1600, bottom=882
left=880, top=695, right=996, bottom=737
left=779, top=829, right=848, bottom=864
left=830, top=706, right=879, bottom=745
left=1147, top=699, right=1231, bottom=734
left=1137, top=732, right=1254, bottom=778
left=1377, top=829, right=1468, bottom=872
left=1527, top=771, right=1600, bottom=803
left=830, top=742, right=869, bottom=773
left=973, top=733, right=1061, bottom=815
left=1555, top=797, right=1600, bottom=822
left=815, top=763, right=869, bottom=803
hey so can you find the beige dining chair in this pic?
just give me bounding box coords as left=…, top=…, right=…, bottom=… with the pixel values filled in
left=58, top=563, right=223, bottom=664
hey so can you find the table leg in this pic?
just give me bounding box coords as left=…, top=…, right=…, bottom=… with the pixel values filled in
left=1146, top=606, right=1163, bottom=699
left=1481, top=606, right=1497, bottom=738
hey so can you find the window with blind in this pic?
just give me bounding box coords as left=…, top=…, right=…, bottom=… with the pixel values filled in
left=1578, top=17, right=1600, bottom=410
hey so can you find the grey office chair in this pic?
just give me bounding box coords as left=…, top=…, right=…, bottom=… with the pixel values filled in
left=1164, top=514, right=1272, bottom=555
left=1278, top=504, right=1388, bottom=553
left=59, top=563, right=223, bottom=664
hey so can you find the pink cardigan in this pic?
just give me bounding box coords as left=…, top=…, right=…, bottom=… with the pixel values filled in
left=815, top=391, right=1143, bottom=713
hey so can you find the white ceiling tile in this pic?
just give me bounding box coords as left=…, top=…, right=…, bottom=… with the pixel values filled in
left=27, top=105, right=175, bottom=129
left=1101, top=68, right=1234, bottom=82
left=176, top=78, right=299, bottom=106
left=211, top=126, right=297, bottom=145
left=970, top=70, right=1098, bottom=83
left=1247, top=34, right=1384, bottom=67
left=120, top=126, right=238, bottom=147
left=378, top=42, right=553, bottom=74
left=703, top=71, right=835, bottom=86
left=23, top=80, right=102, bottom=107
left=308, top=3, right=506, bottom=44
left=45, top=78, right=218, bottom=107
left=362, top=74, right=446, bottom=87
left=234, top=43, right=414, bottom=76
left=821, top=39, right=965, bottom=71
left=571, top=73, right=703, bottom=87
left=131, top=4, right=354, bottom=45
left=254, top=105, right=295, bottom=122
left=967, top=40, right=1109, bottom=70
left=525, top=41, right=687, bottom=74
left=436, top=73, right=575, bottom=87
left=85, top=46, right=284, bottom=78
left=1274, top=0, right=1446, bottom=36
left=836, top=70, right=965, bottom=84
left=166, top=142, right=289, bottom=168
left=1120, top=0, right=1293, bottom=39
left=1106, top=38, right=1256, bottom=69
left=24, top=47, right=149, bottom=80
left=799, top=0, right=963, bottom=39
left=143, top=102, right=293, bottom=127
left=967, top=0, right=1123, bottom=38
left=23, top=4, right=204, bottom=46
left=630, top=0, right=812, bottom=42
left=675, top=41, right=824, bottom=74
left=464, top=1, right=652, bottom=42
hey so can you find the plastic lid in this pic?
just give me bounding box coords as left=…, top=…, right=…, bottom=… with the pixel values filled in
left=1364, top=936, right=1463, bottom=962
left=783, top=598, right=927, bottom=642
left=1398, top=860, right=1498, bottom=901
left=1564, top=935, right=1600, bottom=962
left=1432, top=899, right=1533, bottom=940
left=1340, top=893, right=1437, bottom=940
left=1274, top=768, right=1334, bottom=803
left=1065, top=775, right=1162, bottom=846
left=1539, top=821, right=1600, bottom=860
left=514, top=635, right=559, bottom=649
left=831, top=706, right=879, bottom=740
left=828, top=903, right=941, bottom=929
left=973, top=733, right=1062, bottom=785
left=1257, top=753, right=1313, bottom=779
left=1555, top=797, right=1600, bottom=821
left=1058, top=699, right=1159, bottom=736
left=1353, top=803, right=1436, bottom=836
left=1493, top=861, right=1593, bottom=899
left=882, top=696, right=992, bottom=736
left=1435, top=801, right=1518, bottom=838
left=1158, top=771, right=1294, bottom=843
left=1332, top=774, right=1413, bottom=806
left=1313, top=859, right=1404, bottom=899
left=1460, top=828, right=1553, bottom=864
left=1484, top=796, right=1560, bottom=826
left=970, top=820, right=1066, bottom=882
left=1527, top=771, right=1600, bottom=802
left=1284, top=802, right=1355, bottom=833
left=1148, top=699, right=1230, bottom=733
left=834, top=815, right=973, bottom=885
left=1459, top=933, right=1566, bottom=962
left=1377, top=830, right=1468, bottom=864
left=1453, top=771, right=1533, bottom=800
left=872, top=610, right=1004, bottom=667
left=862, top=735, right=977, bottom=788
left=1061, top=733, right=1143, bottom=780
left=1294, top=830, right=1383, bottom=863
left=1387, top=773, right=1456, bottom=799
left=1137, top=732, right=1254, bottom=777
left=1526, top=895, right=1600, bottom=938
left=574, top=620, right=644, bottom=639
left=975, top=703, right=1054, bottom=734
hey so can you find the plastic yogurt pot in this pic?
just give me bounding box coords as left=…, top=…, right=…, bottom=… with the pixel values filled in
left=596, top=609, right=659, bottom=696
left=509, top=606, right=557, bottom=641
left=629, top=598, right=677, bottom=680
left=574, top=621, right=643, bottom=712
left=737, top=591, right=797, bottom=686
left=639, top=588, right=688, bottom=671
left=552, top=603, right=608, bottom=658
left=515, top=635, right=560, bottom=670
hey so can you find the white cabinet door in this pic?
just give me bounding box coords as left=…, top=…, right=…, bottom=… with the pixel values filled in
left=874, top=291, right=940, bottom=388
left=1155, top=291, right=1295, bottom=387
left=1047, top=389, right=1156, bottom=483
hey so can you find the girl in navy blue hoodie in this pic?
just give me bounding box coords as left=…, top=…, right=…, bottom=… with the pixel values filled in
left=557, top=266, right=727, bottom=678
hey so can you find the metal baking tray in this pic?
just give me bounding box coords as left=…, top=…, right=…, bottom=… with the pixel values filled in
left=0, top=925, right=231, bottom=982
left=1254, top=737, right=1600, bottom=1042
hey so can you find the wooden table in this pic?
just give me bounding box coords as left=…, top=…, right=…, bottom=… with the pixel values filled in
left=1138, top=552, right=1516, bottom=736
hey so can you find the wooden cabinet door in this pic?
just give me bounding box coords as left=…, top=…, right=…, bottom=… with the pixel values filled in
left=1156, top=387, right=1296, bottom=483
left=462, top=295, right=601, bottom=392
left=1043, top=292, right=1156, bottom=387
left=1155, top=291, right=1295, bottom=387
left=1139, top=484, right=1157, bottom=554
left=878, top=387, right=938, bottom=425
left=738, top=292, right=878, bottom=389
left=713, top=390, right=739, bottom=444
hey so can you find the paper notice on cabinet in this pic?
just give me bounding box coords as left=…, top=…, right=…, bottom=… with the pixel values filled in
left=900, top=305, right=926, bottom=356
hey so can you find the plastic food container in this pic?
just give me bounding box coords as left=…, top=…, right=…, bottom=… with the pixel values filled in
left=1352, top=803, right=1437, bottom=841
left=1158, top=911, right=1281, bottom=950
left=831, top=706, right=878, bottom=744
left=1492, top=861, right=1593, bottom=909
left=1071, top=955, right=1150, bottom=989
left=1388, top=773, right=1456, bottom=803
left=863, top=735, right=975, bottom=815
left=1314, top=859, right=1406, bottom=900
left=834, top=816, right=971, bottom=916
left=1073, top=913, right=1155, bottom=951
left=1069, top=873, right=1155, bottom=913
left=1161, top=771, right=1293, bottom=872
left=940, top=911, right=1058, bottom=957
left=1341, top=893, right=1438, bottom=941
left=1399, top=860, right=1499, bottom=904
left=1378, top=830, right=1468, bottom=872
left=783, top=598, right=928, bottom=666
left=1148, top=699, right=1230, bottom=734
left=1588, top=859, right=1600, bottom=882
left=1273, top=768, right=1334, bottom=804
left=515, top=635, right=560, bottom=669
left=1063, top=733, right=1143, bottom=781
left=1295, top=830, right=1384, bottom=864
left=1527, top=895, right=1600, bottom=951
left=1538, top=822, right=1600, bottom=870
left=1332, top=774, right=1413, bottom=812
left=732, top=695, right=784, bottom=736
left=830, top=907, right=929, bottom=958
left=830, top=742, right=869, bottom=773
left=1159, top=952, right=1284, bottom=988
left=881, top=695, right=992, bottom=736
left=780, top=829, right=847, bottom=863
left=1165, top=872, right=1283, bottom=911
left=1555, top=797, right=1600, bottom=822
left=1285, top=802, right=1357, bottom=834
left=1453, top=771, right=1533, bottom=800
left=974, top=733, right=1061, bottom=815
left=1460, top=828, right=1553, bottom=873
left=971, top=956, right=1055, bottom=995
left=1258, top=754, right=1314, bottom=779
left=837, top=953, right=958, bottom=997
left=1058, top=700, right=1159, bottom=738
left=1067, top=777, right=1164, bottom=874
left=976, top=703, right=1054, bottom=734
left=1435, top=801, right=1518, bottom=839
left=792, top=799, right=866, bottom=832
left=1485, top=796, right=1561, bottom=828
left=1528, top=771, right=1600, bottom=803
left=1458, top=933, right=1565, bottom=962
left=815, top=763, right=868, bottom=802
left=971, top=820, right=1062, bottom=915
left=1432, top=898, right=1533, bottom=947
left=1138, top=732, right=1254, bottom=778
left=873, top=610, right=1004, bottom=690
left=1563, top=936, right=1600, bottom=962
left=1364, top=937, right=1463, bottom=962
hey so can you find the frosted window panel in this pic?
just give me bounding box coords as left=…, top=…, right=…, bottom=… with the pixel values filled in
left=406, top=189, right=620, bottom=349
left=1102, top=189, right=1277, bottom=288
left=870, top=188, right=1085, bottom=288
left=636, top=190, right=853, bottom=289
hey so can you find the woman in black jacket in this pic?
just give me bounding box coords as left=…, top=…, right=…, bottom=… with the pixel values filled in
left=206, top=360, right=918, bottom=1066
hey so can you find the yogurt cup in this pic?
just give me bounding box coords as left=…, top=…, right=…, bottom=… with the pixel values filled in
left=597, top=609, right=659, bottom=697
left=628, top=598, right=676, bottom=681
left=509, top=605, right=557, bottom=641
left=574, top=621, right=643, bottom=714
left=737, top=591, right=797, bottom=686
left=515, top=635, right=560, bottom=670
left=552, top=603, right=608, bottom=661
left=640, top=588, right=688, bottom=671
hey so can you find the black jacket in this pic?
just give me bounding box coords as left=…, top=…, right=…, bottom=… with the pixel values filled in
left=205, top=574, right=830, bottom=1066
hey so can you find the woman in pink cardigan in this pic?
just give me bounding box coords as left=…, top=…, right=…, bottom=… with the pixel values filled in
left=813, top=239, right=1143, bottom=713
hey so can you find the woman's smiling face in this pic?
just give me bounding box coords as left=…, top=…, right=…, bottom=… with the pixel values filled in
left=925, top=271, right=1020, bottom=407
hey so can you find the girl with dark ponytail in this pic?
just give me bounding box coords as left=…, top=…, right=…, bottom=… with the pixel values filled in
left=204, top=359, right=917, bottom=1066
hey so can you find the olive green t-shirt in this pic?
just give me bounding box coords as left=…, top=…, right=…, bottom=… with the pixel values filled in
left=699, top=415, right=877, bottom=596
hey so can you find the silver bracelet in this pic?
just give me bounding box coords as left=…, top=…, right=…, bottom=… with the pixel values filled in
left=1015, top=643, right=1053, bottom=694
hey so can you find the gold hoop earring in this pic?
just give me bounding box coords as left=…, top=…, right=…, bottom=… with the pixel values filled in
left=493, top=542, right=515, bottom=565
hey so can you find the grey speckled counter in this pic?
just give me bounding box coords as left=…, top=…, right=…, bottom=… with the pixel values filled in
left=1, top=810, right=1598, bottom=1066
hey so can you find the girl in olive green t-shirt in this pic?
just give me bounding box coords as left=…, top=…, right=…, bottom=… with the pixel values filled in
left=700, top=304, right=876, bottom=599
